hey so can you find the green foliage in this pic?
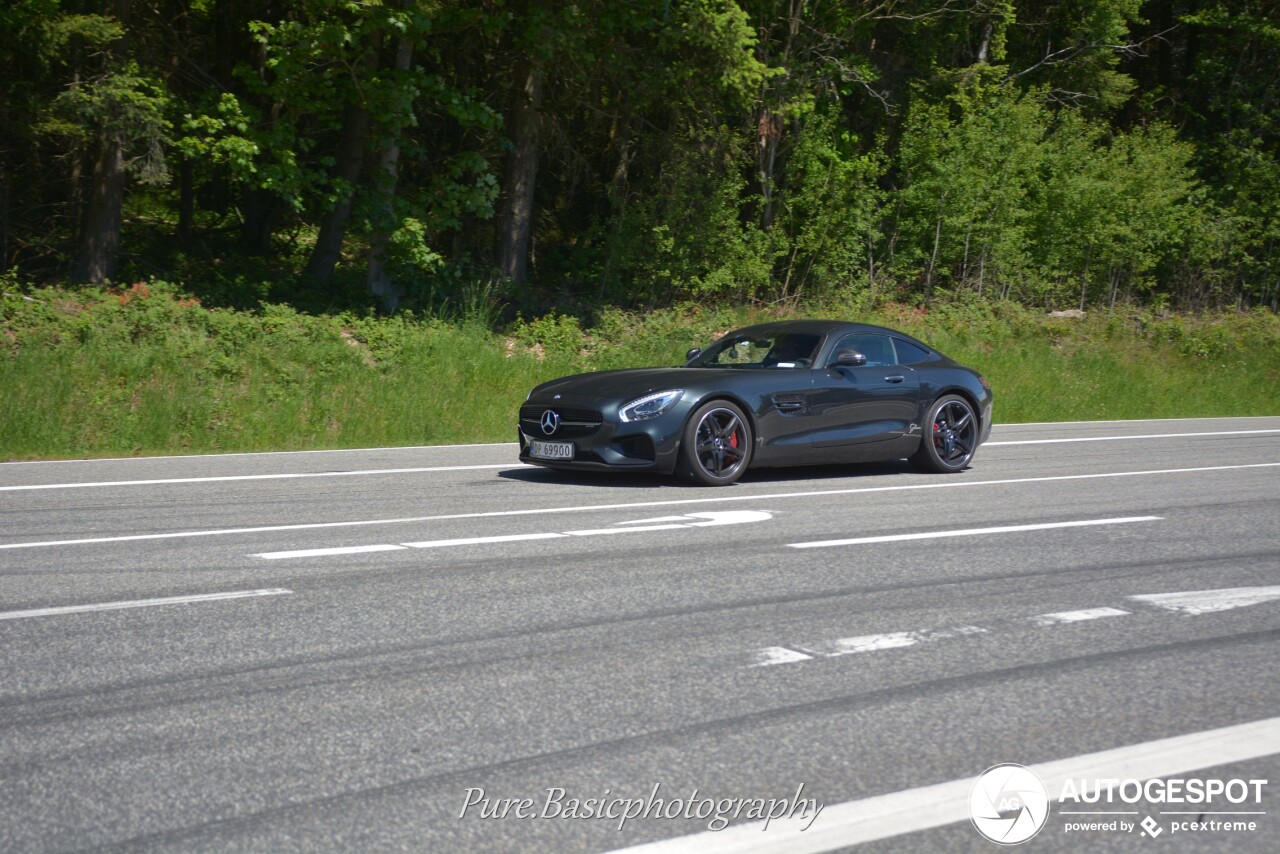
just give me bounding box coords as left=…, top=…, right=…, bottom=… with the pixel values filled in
left=773, top=110, right=885, bottom=301
left=175, top=94, right=260, bottom=176
left=606, top=128, right=780, bottom=302
left=0, top=0, right=1277, bottom=312
left=43, top=62, right=173, bottom=184
left=891, top=84, right=1203, bottom=307
left=510, top=312, right=585, bottom=363
left=895, top=86, right=1045, bottom=297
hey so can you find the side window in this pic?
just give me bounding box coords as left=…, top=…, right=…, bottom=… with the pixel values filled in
left=834, top=333, right=895, bottom=367
left=891, top=337, right=935, bottom=364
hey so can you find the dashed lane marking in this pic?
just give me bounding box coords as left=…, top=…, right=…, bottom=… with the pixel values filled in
left=746, top=586, right=1280, bottom=668
left=0, top=588, right=291, bottom=621
left=787, top=516, right=1162, bottom=549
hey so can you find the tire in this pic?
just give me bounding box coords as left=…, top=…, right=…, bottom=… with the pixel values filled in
left=677, top=400, right=753, bottom=486
left=909, top=394, right=978, bottom=473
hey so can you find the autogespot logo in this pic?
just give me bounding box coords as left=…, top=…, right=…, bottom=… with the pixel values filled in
left=970, top=764, right=1050, bottom=845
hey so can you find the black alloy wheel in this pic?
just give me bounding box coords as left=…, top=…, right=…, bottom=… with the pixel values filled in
left=909, top=394, right=978, bottom=473
left=679, top=400, right=753, bottom=486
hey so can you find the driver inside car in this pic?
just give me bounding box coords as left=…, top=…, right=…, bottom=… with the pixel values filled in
left=762, top=334, right=817, bottom=367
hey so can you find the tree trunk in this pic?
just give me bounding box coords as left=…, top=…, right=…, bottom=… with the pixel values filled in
left=496, top=58, right=543, bottom=285
left=178, top=156, right=195, bottom=245
left=237, top=1, right=287, bottom=256
left=241, top=187, right=280, bottom=254
left=758, top=109, right=782, bottom=232
left=71, top=0, right=131, bottom=283
left=976, top=20, right=994, bottom=65
left=366, top=31, right=415, bottom=312
left=924, top=213, right=944, bottom=298
left=72, top=130, right=127, bottom=283
left=305, top=103, right=372, bottom=281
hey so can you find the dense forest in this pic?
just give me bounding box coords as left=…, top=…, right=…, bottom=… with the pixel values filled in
left=1, top=1, right=1277, bottom=315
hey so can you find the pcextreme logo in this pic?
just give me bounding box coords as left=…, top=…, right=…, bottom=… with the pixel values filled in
left=969, top=764, right=1051, bottom=845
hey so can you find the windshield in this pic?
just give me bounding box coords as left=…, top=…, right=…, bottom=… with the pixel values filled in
left=688, top=331, right=821, bottom=369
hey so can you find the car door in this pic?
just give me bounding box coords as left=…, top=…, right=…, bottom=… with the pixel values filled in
left=808, top=332, right=921, bottom=452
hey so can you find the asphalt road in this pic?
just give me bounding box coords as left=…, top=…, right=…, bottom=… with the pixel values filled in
left=1, top=416, right=1278, bottom=853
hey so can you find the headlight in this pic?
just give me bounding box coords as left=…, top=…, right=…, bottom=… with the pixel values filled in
left=619, top=389, right=683, bottom=422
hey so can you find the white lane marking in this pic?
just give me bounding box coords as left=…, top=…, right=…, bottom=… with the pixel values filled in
left=600, top=717, right=1280, bottom=853
left=254, top=544, right=410, bottom=560
left=1130, top=586, right=1280, bottom=616
left=3, top=417, right=1271, bottom=468
left=750, top=585, right=1280, bottom=669
left=254, top=511, right=775, bottom=560
left=985, top=428, right=1280, bottom=446
left=1029, top=607, right=1131, bottom=626
left=788, top=516, right=1162, bottom=549
left=803, top=631, right=918, bottom=655
left=7, top=429, right=1272, bottom=489
left=0, top=442, right=517, bottom=466
left=3, top=462, right=1274, bottom=552
left=0, top=589, right=291, bottom=621
left=0, top=464, right=526, bottom=492
left=993, top=416, right=1280, bottom=427
left=752, top=626, right=987, bottom=665
left=749, top=647, right=815, bottom=667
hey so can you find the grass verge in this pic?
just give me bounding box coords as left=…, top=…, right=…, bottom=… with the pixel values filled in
left=2, top=283, right=1277, bottom=460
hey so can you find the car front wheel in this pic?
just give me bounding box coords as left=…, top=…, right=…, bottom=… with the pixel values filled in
left=909, top=394, right=978, bottom=473
left=678, top=400, right=753, bottom=486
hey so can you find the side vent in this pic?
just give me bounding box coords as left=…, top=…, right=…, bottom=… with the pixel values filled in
left=772, top=394, right=807, bottom=416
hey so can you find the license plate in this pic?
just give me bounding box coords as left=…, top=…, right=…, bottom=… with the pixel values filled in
left=530, top=440, right=574, bottom=461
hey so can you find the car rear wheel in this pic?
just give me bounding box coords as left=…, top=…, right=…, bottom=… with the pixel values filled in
left=909, top=394, right=978, bottom=473
left=678, top=401, right=752, bottom=486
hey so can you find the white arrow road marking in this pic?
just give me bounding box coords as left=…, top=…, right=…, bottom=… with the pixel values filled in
left=748, top=586, right=1280, bottom=667
left=254, top=511, right=774, bottom=560
left=788, top=516, right=1162, bottom=549
left=564, top=510, right=774, bottom=537
left=599, top=716, right=1280, bottom=853
left=397, top=532, right=567, bottom=550
left=1130, top=586, right=1280, bottom=615
left=0, top=588, right=291, bottom=621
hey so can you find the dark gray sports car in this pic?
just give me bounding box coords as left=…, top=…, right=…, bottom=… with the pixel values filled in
left=518, top=319, right=992, bottom=485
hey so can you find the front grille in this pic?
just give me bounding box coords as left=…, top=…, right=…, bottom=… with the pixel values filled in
left=520, top=405, right=603, bottom=438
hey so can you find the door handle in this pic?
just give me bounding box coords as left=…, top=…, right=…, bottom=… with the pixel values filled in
left=884, top=375, right=905, bottom=384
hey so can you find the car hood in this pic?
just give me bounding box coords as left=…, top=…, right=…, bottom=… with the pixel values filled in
left=530, top=367, right=709, bottom=404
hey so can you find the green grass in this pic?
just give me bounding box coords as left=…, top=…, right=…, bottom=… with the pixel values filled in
left=2, top=283, right=1277, bottom=460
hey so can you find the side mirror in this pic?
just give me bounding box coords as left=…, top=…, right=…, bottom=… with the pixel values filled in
left=834, top=350, right=867, bottom=367
left=685, top=348, right=702, bottom=362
